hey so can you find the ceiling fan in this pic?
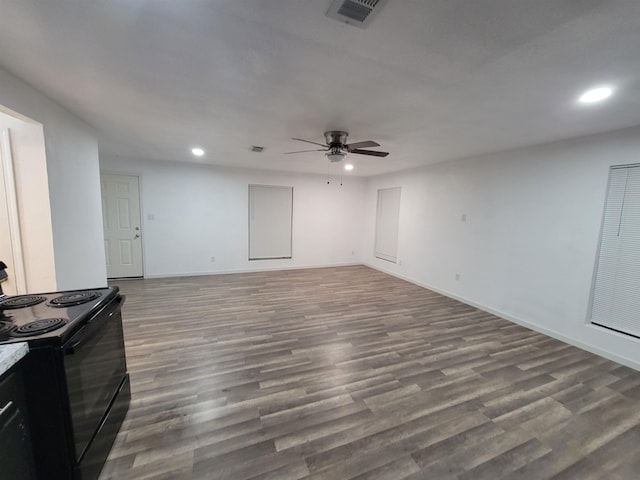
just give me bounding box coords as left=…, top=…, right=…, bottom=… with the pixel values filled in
left=284, top=131, right=389, bottom=162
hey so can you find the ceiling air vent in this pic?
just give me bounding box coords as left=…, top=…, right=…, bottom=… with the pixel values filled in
left=326, top=0, right=390, bottom=29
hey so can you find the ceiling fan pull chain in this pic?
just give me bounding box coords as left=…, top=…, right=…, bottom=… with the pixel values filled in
left=327, top=160, right=330, bottom=184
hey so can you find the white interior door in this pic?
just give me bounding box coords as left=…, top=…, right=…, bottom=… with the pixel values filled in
left=101, top=174, right=143, bottom=278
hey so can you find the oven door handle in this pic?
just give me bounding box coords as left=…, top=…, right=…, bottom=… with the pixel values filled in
left=64, top=295, right=125, bottom=354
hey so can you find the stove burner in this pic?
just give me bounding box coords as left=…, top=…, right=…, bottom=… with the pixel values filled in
left=10, top=318, right=68, bottom=337
left=49, top=291, right=102, bottom=307
left=0, top=295, right=46, bottom=309
left=0, top=321, right=13, bottom=339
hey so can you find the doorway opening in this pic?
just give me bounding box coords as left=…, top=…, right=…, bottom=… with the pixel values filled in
left=0, top=106, right=53, bottom=294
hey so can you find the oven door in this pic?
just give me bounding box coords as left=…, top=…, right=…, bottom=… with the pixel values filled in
left=63, top=294, right=127, bottom=462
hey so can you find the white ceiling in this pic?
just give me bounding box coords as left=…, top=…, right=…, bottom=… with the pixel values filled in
left=1, top=0, right=640, bottom=177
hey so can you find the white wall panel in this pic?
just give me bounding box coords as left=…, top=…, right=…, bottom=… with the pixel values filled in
left=364, top=126, right=640, bottom=370
left=100, top=156, right=366, bottom=276
left=0, top=65, right=107, bottom=290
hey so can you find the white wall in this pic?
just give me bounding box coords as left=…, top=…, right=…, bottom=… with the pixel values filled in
left=0, top=66, right=107, bottom=290
left=100, top=155, right=366, bottom=276
left=364, top=126, right=640, bottom=370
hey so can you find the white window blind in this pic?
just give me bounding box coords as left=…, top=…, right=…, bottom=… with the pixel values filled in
left=248, top=185, right=293, bottom=260
left=590, top=165, right=640, bottom=337
left=374, top=187, right=401, bottom=263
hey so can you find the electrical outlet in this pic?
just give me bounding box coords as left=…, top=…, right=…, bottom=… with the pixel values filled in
left=210, top=257, right=215, bottom=263
left=147, top=213, right=155, bottom=221
left=455, top=273, right=460, bottom=280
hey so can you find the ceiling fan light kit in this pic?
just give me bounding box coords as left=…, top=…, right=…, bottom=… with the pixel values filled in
left=327, top=149, right=346, bottom=163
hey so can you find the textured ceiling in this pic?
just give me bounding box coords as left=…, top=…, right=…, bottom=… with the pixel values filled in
left=1, top=0, right=639, bottom=176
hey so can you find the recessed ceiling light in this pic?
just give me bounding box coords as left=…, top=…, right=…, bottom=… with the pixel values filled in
left=344, top=163, right=354, bottom=171
left=191, top=147, right=205, bottom=156
left=578, top=86, right=614, bottom=104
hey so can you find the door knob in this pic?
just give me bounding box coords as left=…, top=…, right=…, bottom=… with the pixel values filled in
left=134, top=234, right=140, bottom=239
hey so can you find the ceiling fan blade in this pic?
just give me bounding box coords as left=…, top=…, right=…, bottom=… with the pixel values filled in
left=350, top=149, right=389, bottom=157
left=284, top=148, right=328, bottom=154
left=345, top=140, right=380, bottom=150
left=291, top=137, right=328, bottom=148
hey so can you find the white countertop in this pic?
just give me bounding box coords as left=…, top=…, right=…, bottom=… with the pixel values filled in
left=0, top=342, right=29, bottom=376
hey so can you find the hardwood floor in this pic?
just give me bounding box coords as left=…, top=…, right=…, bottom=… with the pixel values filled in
left=100, top=265, right=640, bottom=480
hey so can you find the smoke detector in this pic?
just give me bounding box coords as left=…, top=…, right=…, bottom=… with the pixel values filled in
left=326, top=0, right=390, bottom=29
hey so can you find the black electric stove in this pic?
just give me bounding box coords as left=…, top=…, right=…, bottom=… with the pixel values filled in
left=0, top=287, right=118, bottom=347
left=0, top=286, right=130, bottom=480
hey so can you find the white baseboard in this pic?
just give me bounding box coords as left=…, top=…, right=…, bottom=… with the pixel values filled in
left=365, top=262, right=640, bottom=372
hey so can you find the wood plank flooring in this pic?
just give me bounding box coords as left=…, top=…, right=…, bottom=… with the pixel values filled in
left=99, top=265, right=640, bottom=480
